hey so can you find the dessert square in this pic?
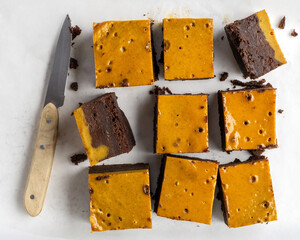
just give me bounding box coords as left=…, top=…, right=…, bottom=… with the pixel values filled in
left=73, top=93, right=135, bottom=166
left=225, top=10, right=286, bottom=79
left=163, top=18, right=214, bottom=80
left=93, top=20, right=156, bottom=88
left=218, top=88, right=277, bottom=151
left=155, top=155, right=219, bottom=224
left=218, top=157, right=277, bottom=228
left=155, top=94, right=209, bottom=153
left=89, top=163, right=152, bottom=232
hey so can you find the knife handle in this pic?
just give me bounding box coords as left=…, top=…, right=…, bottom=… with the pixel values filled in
left=24, top=103, right=59, bottom=217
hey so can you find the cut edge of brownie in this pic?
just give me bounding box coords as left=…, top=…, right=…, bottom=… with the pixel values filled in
left=224, top=13, right=283, bottom=79
left=89, top=163, right=149, bottom=174
left=150, top=21, right=159, bottom=81
left=164, top=154, right=219, bottom=164
left=217, top=91, right=226, bottom=151
left=217, top=89, right=278, bottom=152
left=81, top=92, right=136, bottom=162
left=154, top=155, right=167, bottom=213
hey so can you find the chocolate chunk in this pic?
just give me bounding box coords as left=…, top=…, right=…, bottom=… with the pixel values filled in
left=143, top=184, right=150, bottom=195
left=70, top=82, right=78, bottom=91
left=220, top=72, right=229, bottom=81
left=249, top=149, right=265, bottom=156
left=278, top=16, right=286, bottom=29
left=291, top=29, right=298, bottom=37
left=278, top=109, right=284, bottom=114
left=69, top=25, right=82, bottom=40
left=95, top=175, right=110, bottom=181
left=221, top=36, right=224, bottom=40
left=69, top=57, right=78, bottom=69
left=70, top=153, right=87, bottom=165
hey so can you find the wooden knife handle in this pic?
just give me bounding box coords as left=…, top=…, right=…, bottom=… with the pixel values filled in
left=24, top=103, right=58, bottom=217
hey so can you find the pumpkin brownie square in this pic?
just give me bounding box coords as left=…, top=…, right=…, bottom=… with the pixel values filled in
left=155, top=155, right=219, bottom=224
left=93, top=20, right=156, bottom=88
left=89, top=163, right=152, bottom=232
left=163, top=18, right=214, bottom=80
left=224, top=10, right=286, bottom=79
left=73, top=93, right=135, bottom=166
left=218, top=157, right=277, bottom=228
left=155, top=94, right=209, bottom=154
left=218, top=88, right=277, bottom=151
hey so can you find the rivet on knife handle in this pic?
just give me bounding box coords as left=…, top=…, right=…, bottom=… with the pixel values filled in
left=24, top=103, right=58, bottom=217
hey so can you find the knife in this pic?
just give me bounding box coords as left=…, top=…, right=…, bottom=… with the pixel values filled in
left=24, top=15, right=71, bottom=217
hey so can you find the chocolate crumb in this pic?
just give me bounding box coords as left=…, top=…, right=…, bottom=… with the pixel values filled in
left=69, top=57, right=78, bottom=69
left=69, top=25, right=82, bottom=40
left=78, top=102, right=83, bottom=107
left=278, top=109, right=284, bottom=114
left=89, top=188, right=94, bottom=194
left=70, top=82, right=78, bottom=91
left=220, top=72, right=229, bottom=81
left=221, top=36, right=224, bottom=40
left=70, top=153, right=87, bottom=165
left=95, top=175, right=110, bottom=181
left=230, top=79, right=273, bottom=89
left=278, top=16, right=286, bottom=29
left=150, top=86, right=173, bottom=95
left=70, top=112, right=74, bottom=116
left=291, top=29, right=298, bottom=37
left=249, top=149, right=265, bottom=156
left=71, top=42, right=75, bottom=47
left=233, top=158, right=241, bottom=163
left=143, top=184, right=150, bottom=195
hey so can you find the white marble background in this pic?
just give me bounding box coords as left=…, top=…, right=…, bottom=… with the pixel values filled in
left=1, top=0, right=300, bottom=239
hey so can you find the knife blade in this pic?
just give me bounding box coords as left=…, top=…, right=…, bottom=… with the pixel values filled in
left=24, top=15, right=71, bottom=217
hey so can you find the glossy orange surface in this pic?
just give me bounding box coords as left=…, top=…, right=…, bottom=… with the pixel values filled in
left=89, top=168, right=152, bottom=232
left=93, top=20, right=154, bottom=88
left=163, top=18, right=214, bottom=80
left=219, top=158, right=277, bottom=228
left=156, top=155, right=218, bottom=224
left=156, top=94, right=209, bottom=153
left=220, top=89, right=276, bottom=151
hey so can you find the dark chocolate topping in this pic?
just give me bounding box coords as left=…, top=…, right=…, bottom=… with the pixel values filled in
left=225, top=13, right=283, bottom=79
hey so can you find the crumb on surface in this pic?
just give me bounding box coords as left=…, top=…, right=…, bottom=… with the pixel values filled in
left=69, top=57, right=78, bottom=69
left=291, top=29, right=298, bottom=37
left=220, top=72, right=228, bottom=81
left=278, top=16, right=286, bottom=29
left=70, top=153, right=87, bottom=165
left=69, top=25, right=82, bottom=40
left=70, top=82, right=78, bottom=91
